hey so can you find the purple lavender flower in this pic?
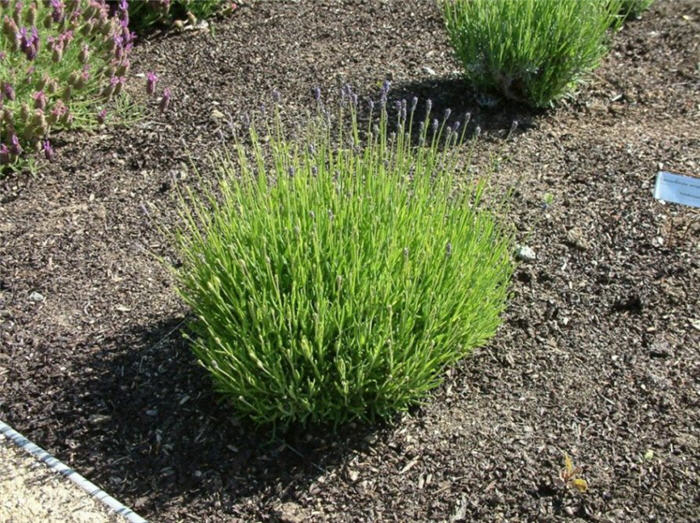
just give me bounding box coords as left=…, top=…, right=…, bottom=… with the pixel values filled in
left=312, top=86, right=321, bottom=103
left=51, top=41, right=63, bottom=62
left=25, top=43, right=38, bottom=60
left=9, top=134, right=22, bottom=156
left=411, top=96, right=418, bottom=112
left=146, top=71, right=158, bottom=96
left=96, top=108, right=107, bottom=124
left=26, top=3, right=37, bottom=25
left=425, top=98, right=432, bottom=115
left=443, top=108, right=452, bottom=121
left=379, top=81, right=390, bottom=108
left=18, top=26, right=30, bottom=51
left=2, top=82, right=15, bottom=101
left=0, top=144, right=10, bottom=164
left=159, top=87, right=171, bottom=113
left=60, top=30, right=73, bottom=45
left=42, top=139, right=55, bottom=161
left=432, top=118, right=438, bottom=134
left=32, top=90, right=47, bottom=110
left=51, top=0, right=64, bottom=23
left=271, top=89, right=281, bottom=103
left=49, top=100, right=68, bottom=124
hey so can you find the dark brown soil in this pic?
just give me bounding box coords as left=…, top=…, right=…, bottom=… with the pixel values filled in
left=1, top=0, right=699, bottom=521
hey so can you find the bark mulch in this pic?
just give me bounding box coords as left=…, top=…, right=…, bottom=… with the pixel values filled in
left=1, top=0, right=698, bottom=521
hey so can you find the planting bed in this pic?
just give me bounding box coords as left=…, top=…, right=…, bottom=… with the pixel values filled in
left=1, top=0, right=698, bottom=521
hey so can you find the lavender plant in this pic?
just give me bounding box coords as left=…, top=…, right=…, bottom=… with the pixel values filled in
left=0, top=0, right=134, bottom=172
left=170, top=86, right=515, bottom=429
left=441, top=0, right=624, bottom=108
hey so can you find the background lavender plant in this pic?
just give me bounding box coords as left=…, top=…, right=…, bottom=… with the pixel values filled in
left=441, top=0, right=624, bottom=108
left=0, top=0, right=136, bottom=172
left=170, top=90, right=514, bottom=430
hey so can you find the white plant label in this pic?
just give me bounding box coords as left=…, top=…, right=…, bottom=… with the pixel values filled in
left=654, top=171, right=700, bottom=208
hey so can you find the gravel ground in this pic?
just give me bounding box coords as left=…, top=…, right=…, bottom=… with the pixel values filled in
left=0, top=433, right=123, bottom=523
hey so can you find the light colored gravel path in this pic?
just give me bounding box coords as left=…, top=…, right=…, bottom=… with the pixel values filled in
left=0, top=433, right=123, bottom=522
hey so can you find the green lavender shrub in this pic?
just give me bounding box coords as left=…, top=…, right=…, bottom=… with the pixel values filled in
left=441, top=0, right=623, bottom=108
left=0, top=0, right=134, bottom=171
left=170, top=85, right=515, bottom=429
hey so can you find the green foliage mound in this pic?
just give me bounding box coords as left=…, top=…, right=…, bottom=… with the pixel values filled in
left=441, top=0, right=623, bottom=108
left=170, top=89, right=514, bottom=429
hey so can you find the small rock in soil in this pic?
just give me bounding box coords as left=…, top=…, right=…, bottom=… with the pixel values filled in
left=28, top=292, right=44, bottom=302
left=515, top=245, right=536, bottom=262
left=273, top=501, right=308, bottom=523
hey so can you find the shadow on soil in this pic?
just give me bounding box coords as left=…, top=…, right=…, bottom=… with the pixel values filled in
left=55, top=317, right=389, bottom=517
left=376, top=76, right=548, bottom=142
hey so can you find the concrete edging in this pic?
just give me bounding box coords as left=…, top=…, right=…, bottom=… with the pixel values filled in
left=0, top=419, right=147, bottom=523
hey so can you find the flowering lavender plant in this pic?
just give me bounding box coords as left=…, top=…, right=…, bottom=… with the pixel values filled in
left=170, top=86, right=514, bottom=429
left=0, top=0, right=134, bottom=172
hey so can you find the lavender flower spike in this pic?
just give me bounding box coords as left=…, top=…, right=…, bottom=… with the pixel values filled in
left=0, top=144, right=10, bottom=165
left=159, top=87, right=171, bottom=113
left=3, top=82, right=15, bottom=101
left=146, top=71, right=158, bottom=96
left=9, top=134, right=22, bottom=156
left=312, top=86, right=321, bottom=102
left=42, top=139, right=55, bottom=161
